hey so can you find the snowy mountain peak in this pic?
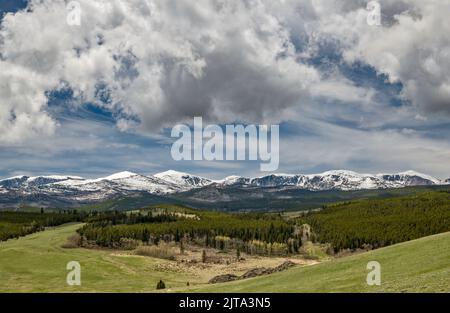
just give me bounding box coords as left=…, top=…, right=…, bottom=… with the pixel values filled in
left=224, top=175, right=243, bottom=180
left=316, top=169, right=366, bottom=177
left=154, top=170, right=213, bottom=188
left=222, top=175, right=245, bottom=182
left=1, top=175, right=28, bottom=181
left=215, top=175, right=248, bottom=186
left=0, top=169, right=446, bottom=208
left=101, top=171, right=139, bottom=181
left=154, top=170, right=191, bottom=178
left=28, top=175, right=84, bottom=181
left=0, top=176, right=29, bottom=189
left=213, top=169, right=443, bottom=191
left=395, top=170, right=441, bottom=184
left=0, top=175, right=84, bottom=189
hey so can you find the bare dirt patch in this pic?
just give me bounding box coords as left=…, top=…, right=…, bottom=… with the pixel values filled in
left=147, top=244, right=319, bottom=284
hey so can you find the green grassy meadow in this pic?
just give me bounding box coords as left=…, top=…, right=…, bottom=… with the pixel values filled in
left=0, top=223, right=195, bottom=292
left=0, top=223, right=449, bottom=293
left=185, top=231, right=450, bottom=293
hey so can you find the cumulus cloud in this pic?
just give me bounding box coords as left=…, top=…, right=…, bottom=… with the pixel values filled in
left=0, top=61, right=58, bottom=143
left=0, top=0, right=324, bottom=143
left=1, top=0, right=450, bottom=178
left=6, top=0, right=421, bottom=143
left=333, top=0, right=450, bottom=116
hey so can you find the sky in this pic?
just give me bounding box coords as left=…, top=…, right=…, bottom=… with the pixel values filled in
left=1, top=0, right=450, bottom=180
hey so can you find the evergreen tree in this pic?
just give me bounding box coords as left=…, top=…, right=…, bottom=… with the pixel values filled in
left=156, top=280, right=165, bottom=290
left=180, top=239, right=185, bottom=254
left=142, top=228, right=150, bottom=244
left=201, top=249, right=207, bottom=263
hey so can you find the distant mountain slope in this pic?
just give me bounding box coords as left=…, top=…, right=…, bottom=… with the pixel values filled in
left=185, top=231, right=450, bottom=293
left=154, top=170, right=213, bottom=189
left=221, top=170, right=442, bottom=190
left=0, top=169, right=447, bottom=208
left=53, top=171, right=181, bottom=195
left=0, top=175, right=83, bottom=189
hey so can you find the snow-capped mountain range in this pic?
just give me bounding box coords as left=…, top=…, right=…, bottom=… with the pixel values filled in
left=223, top=170, right=444, bottom=191
left=0, top=169, right=448, bottom=206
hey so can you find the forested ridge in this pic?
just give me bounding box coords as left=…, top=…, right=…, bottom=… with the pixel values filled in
left=299, top=190, right=450, bottom=251
left=0, top=211, right=82, bottom=241
left=2, top=190, right=450, bottom=255
left=78, top=207, right=301, bottom=255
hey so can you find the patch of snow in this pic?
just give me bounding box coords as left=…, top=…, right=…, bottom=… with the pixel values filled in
left=0, top=175, right=28, bottom=181
left=100, top=171, right=139, bottom=181
left=396, top=170, right=441, bottom=184
left=154, top=170, right=212, bottom=188
left=27, top=175, right=83, bottom=182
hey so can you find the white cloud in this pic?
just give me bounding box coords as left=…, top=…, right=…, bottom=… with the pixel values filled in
left=334, top=0, right=450, bottom=116
left=0, top=0, right=325, bottom=143
left=0, top=61, right=58, bottom=143
left=1, top=0, right=450, bottom=177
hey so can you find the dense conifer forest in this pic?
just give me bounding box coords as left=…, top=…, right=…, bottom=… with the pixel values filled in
left=299, top=190, right=450, bottom=252
left=78, top=208, right=301, bottom=255
left=0, top=211, right=82, bottom=241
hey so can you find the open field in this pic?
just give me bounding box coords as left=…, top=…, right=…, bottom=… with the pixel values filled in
left=183, top=231, right=450, bottom=293
left=0, top=223, right=312, bottom=292
left=0, top=223, right=196, bottom=292
left=1, top=223, right=449, bottom=292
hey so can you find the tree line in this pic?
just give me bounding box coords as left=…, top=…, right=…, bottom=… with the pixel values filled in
left=0, top=211, right=83, bottom=241
left=77, top=209, right=302, bottom=255
left=298, top=190, right=450, bottom=252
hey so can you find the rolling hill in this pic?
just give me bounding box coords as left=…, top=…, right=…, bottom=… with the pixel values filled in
left=185, top=231, right=450, bottom=293
left=0, top=223, right=196, bottom=292
left=0, top=223, right=448, bottom=292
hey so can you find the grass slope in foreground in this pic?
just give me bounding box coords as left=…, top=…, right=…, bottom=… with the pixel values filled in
left=0, top=223, right=196, bottom=292
left=185, top=231, right=450, bottom=293
left=0, top=223, right=449, bottom=292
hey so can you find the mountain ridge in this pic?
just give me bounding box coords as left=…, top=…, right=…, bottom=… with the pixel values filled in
left=0, top=169, right=447, bottom=190
left=0, top=169, right=448, bottom=208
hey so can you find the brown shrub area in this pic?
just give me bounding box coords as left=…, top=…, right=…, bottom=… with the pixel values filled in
left=61, top=234, right=81, bottom=249
left=134, top=243, right=178, bottom=260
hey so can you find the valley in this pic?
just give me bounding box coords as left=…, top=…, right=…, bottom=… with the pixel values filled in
left=0, top=223, right=318, bottom=292
left=1, top=222, right=448, bottom=293
left=1, top=189, right=449, bottom=293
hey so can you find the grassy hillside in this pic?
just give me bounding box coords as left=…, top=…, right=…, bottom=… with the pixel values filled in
left=0, top=211, right=82, bottom=241
left=185, top=231, right=450, bottom=293
left=1, top=223, right=448, bottom=292
left=0, top=223, right=195, bottom=292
